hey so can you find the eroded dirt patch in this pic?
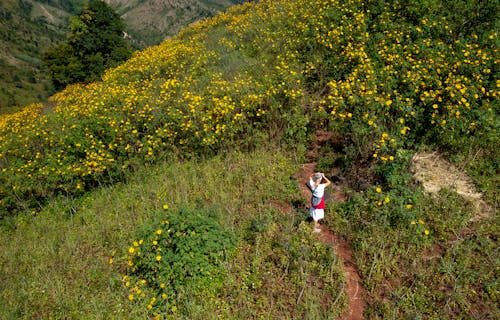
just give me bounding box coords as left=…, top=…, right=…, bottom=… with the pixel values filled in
left=411, top=151, right=492, bottom=221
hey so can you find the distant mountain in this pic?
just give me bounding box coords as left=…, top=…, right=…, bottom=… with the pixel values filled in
left=107, top=0, right=248, bottom=48
left=0, top=0, right=246, bottom=113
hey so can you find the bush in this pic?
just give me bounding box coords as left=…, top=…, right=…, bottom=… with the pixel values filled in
left=121, top=204, right=235, bottom=317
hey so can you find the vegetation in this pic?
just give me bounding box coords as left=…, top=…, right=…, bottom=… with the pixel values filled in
left=0, top=0, right=72, bottom=112
left=123, top=204, right=237, bottom=315
left=0, top=151, right=344, bottom=319
left=0, top=0, right=498, bottom=318
left=43, top=0, right=132, bottom=90
left=0, top=0, right=242, bottom=113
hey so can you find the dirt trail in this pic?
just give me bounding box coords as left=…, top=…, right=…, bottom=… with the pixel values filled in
left=296, top=131, right=366, bottom=320
left=292, top=141, right=491, bottom=319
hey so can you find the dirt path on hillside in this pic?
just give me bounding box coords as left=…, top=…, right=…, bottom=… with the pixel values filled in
left=292, top=143, right=492, bottom=319
left=296, top=131, right=366, bottom=320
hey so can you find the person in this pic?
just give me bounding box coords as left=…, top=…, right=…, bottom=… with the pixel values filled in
left=308, top=172, right=331, bottom=233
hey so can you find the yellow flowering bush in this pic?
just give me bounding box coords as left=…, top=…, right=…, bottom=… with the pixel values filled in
left=0, top=0, right=497, bottom=221
left=121, top=205, right=235, bottom=317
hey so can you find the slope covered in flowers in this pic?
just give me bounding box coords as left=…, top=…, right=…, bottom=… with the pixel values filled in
left=0, top=0, right=498, bottom=318
left=0, top=0, right=498, bottom=216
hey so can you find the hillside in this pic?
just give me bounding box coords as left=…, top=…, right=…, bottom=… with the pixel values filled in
left=0, top=0, right=244, bottom=113
left=0, top=0, right=72, bottom=112
left=107, top=0, right=248, bottom=47
left=0, top=0, right=498, bottom=319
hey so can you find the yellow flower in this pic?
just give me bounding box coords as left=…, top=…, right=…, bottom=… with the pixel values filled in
left=384, top=197, right=390, bottom=203
left=419, top=219, right=425, bottom=224
left=156, top=255, right=162, bottom=261
left=376, top=187, right=382, bottom=193
left=128, top=294, right=134, bottom=301
left=156, top=229, right=162, bottom=235
left=133, top=241, right=139, bottom=247
left=400, top=126, right=410, bottom=135
left=160, top=283, right=165, bottom=289
left=163, top=204, right=169, bottom=210
left=109, top=258, right=114, bottom=264
left=128, top=247, right=135, bottom=254
left=153, top=240, right=158, bottom=246
left=410, top=220, right=416, bottom=225
left=424, top=229, right=430, bottom=236
left=406, top=204, right=413, bottom=209
left=162, top=293, right=167, bottom=299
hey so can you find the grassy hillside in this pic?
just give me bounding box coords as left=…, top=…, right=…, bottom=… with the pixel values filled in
left=0, top=0, right=498, bottom=318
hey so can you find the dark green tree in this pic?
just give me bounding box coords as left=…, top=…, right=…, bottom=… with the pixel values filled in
left=43, top=0, right=132, bottom=90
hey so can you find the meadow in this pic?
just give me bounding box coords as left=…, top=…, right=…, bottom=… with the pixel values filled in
left=0, top=0, right=498, bottom=318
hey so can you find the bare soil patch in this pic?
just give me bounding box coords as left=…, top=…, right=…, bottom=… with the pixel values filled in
left=410, top=151, right=492, bottom=221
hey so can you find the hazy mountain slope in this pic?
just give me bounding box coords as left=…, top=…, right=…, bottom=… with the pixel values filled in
left=106, top=0, right=247, bottom=48
left=0, top=0, right=74, bottom=112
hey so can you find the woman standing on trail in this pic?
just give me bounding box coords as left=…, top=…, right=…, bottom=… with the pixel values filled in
left=309, top=172, right=331, bottom=233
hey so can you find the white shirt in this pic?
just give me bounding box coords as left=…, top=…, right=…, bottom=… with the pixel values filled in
left=309, top=179, right=326, bottom=198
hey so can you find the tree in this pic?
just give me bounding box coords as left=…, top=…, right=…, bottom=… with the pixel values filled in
left=43, top=0, right=132, bottom=90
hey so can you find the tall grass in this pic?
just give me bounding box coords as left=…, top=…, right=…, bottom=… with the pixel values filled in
left=0, top=148, right=345, bottom=319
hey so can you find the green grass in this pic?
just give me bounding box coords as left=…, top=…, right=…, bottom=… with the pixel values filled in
left=324, top=150, right=499, bottom=319
left=0, top=148, right=346, bottom=319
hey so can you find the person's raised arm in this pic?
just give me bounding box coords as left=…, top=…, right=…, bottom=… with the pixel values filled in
left=322, top=173, right=332, bottom=187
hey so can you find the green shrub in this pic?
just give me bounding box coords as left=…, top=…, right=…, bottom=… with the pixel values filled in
left=121, top=204, right=235, bottom=317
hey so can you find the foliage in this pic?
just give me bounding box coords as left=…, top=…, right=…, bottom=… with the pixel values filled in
left=0, top=0, right=498, bottom=318
left=0, top=0, right=241, bottom=111
left=122, top=204, right=235, bottom=317
left=2, top=0, right=496, bottom=216
left=0, top=150, right=346, bottom=319
left=43, top=0, right=132, bottom=90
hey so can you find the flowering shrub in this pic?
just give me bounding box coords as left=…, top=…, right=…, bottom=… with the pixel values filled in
left=120, top=205, right=235, bottom=317
left=0, top=0, right=497, bottom=220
